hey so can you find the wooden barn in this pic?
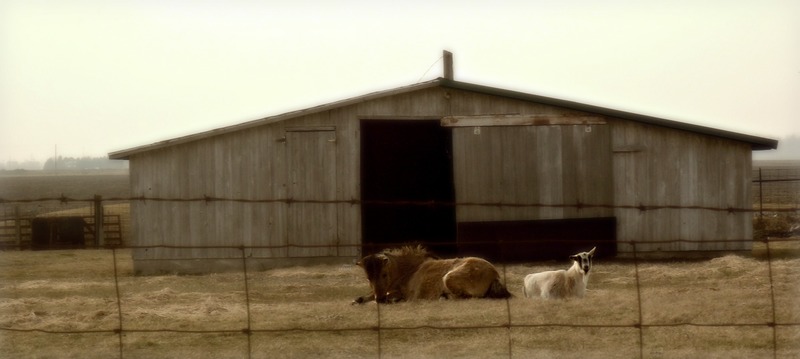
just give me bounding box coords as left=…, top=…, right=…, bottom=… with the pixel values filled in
left=110, top=60, right=777, bottom=274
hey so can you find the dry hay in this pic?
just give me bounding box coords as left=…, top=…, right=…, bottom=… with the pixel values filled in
left=0, top=249, right=798, bottom=358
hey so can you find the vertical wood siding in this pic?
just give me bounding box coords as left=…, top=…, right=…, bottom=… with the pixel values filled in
left=611, top=120, right=753, bottom=253
left=128, top=85, right=754, bottom=267
left=286, top=129, right=337, bottom=257
left=452, top=123, right=613, bottom=222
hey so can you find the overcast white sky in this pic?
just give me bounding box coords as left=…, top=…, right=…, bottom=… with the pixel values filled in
left=1, top=0, right=798, bottom=163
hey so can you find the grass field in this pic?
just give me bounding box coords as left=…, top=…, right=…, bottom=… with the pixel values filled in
left=1, top=248, right=798, bottom=358
left=0, top=169, right=130, bottom=200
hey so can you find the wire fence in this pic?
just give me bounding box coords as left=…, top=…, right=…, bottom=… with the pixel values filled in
left=1, top=166, right=796, bottom=250
left=1, top=237, right=798, bottom=358
left=0, top=166, right=798, bottom=357
left=0, top=198, right=795, bottom=252
left=0, top=167, right=800, bottom=250
left=753, top=166, right=800, bottom=217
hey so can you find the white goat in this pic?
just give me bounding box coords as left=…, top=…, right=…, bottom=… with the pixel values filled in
left=523, top=247, right=596, bottom=299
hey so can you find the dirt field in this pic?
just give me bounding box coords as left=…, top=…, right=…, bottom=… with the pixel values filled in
left=1, top=248, right=798, bottom=358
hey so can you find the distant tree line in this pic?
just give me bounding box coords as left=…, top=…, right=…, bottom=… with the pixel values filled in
left=41, top=156, right=128, bottom=170
left=0, top=160, right=43, bottom=171
left=0, top=157, right=128, bottom=171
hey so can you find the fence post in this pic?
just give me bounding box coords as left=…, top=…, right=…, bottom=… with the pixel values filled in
left=15, top=205, right=22, bottom=250
left=94, top=195, right=105, bottom=248
left=758, top=167, right=764, bottom=220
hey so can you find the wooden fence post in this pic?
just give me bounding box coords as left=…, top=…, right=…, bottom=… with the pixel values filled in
left=94, top=195, right=105, bottom=247
left=758, top=168, right=763, bottom=220
left=15, top=205, right=22, bottom=250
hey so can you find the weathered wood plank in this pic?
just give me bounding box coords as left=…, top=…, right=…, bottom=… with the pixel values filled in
left=286, top=130, right=337, bottom=257
left=611, top=121, right=754, bottom=254
left=452, top=122, right=611, bottom=223
left=441, top=114, right=606, bottom=127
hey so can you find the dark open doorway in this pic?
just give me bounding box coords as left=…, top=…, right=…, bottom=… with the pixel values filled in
left=361, top=120, right=456, bottom=256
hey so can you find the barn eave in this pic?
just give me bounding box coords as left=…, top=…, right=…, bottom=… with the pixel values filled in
left=108, top=78, right=778, bottom=160
left=108, top=79, right=443, bottom=160
left=437, top=79, right=778, bottom=151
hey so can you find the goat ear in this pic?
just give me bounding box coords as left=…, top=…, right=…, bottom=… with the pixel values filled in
left=569, top=254, right=579, bottom=261
left=588, top=247, right=596, bottom=256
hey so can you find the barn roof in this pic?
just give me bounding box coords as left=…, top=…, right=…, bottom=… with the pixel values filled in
left=109, top=78, right=777, bottom=159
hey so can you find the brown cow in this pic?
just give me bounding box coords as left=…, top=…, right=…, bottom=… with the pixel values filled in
left=353, top=245, right=511, bottom=304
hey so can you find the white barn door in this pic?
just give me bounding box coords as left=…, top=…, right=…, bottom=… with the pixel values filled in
left=286, top=128, right=338, bottom=257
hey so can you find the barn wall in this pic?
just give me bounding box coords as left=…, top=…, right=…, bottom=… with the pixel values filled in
left=129, top=123, right=293, bottom=265
left=443, top=88, right=613, bottom=222
left=452, top=124, right=613, bottom=223
left=129, top=87, right=452, bottom=273
left=611, top=120, right=753, bottom=254
left=127, top=84, right=756, bottom=273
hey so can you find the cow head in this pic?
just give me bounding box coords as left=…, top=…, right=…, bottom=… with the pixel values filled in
left=356, top=252, right=396, bottom=303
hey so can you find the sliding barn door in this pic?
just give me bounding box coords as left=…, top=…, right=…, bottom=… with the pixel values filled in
left=452, top=123, right=615, bottom=260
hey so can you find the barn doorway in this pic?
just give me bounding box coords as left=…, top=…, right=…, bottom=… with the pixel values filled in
left=360, top=120, right=456, bottom=256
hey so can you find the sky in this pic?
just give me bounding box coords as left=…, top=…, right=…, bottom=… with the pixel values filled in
left=1, top=0, right=798, bottom=165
